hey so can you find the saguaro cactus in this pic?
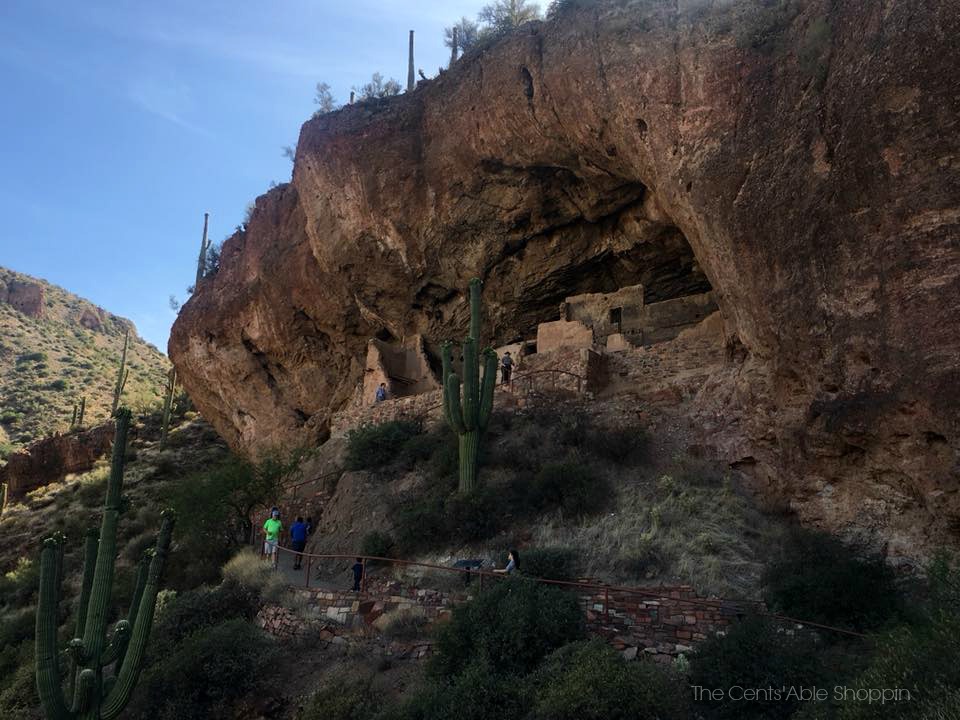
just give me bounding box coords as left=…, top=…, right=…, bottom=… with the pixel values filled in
left=407, top=30, right=416, bottom=92
left=110, top=333, right=129, bottom=415
left=160, top=368, right=177, bottom=449
left=449, top=26, right=459, bottom=67
left=35, top=408, right=175, bottom=720
left=195, top=212, right=210, bottom=286
left=441, top=278, right=498, bottom=493
left=78, top=396, right=86, bottom=427
left=1, top=481, right=7, bottom=516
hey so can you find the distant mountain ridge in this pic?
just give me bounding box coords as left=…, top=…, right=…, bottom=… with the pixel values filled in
left=0, top=266, right=169, bottom=455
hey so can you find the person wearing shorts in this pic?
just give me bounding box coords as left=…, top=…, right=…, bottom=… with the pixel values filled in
left=263, top=508, right=282, bottom=567
left=290, top=516, right=308, bottom=570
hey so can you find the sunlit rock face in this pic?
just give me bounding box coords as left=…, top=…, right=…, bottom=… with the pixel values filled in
left=170, top=0, right=959, bottom=560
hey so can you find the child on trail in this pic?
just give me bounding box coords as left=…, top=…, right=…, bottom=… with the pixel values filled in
left=352, top=557, right=365, bottom=592
left=375, top=383, right=388, bottom=403
left=290, top=516, right=308, bottom=570
left=263, top=508, right=283, bottom=569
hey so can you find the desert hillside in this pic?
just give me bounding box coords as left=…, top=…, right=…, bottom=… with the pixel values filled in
left=0, top=266, right=169, bottom=455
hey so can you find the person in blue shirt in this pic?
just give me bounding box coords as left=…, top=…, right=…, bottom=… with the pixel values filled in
left=494, top=549, right=519, bottom=575
left=352, top=557, right=365, bottom=592
left=375, top=382, right=388, bottom=403
left=290, top=516, right=308, bottom=570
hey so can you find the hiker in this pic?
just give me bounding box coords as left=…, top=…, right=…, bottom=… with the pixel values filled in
left=501, top=352, right=513, bottom=385
left=375, top=382, right=388, bottom=403
left=352, top=557, right=365, bottom=592
left=290, top=516, right=308, bottom=570
left=263, top=508, right=283, bottom=569
left=494, top=549, right=519, bottom=575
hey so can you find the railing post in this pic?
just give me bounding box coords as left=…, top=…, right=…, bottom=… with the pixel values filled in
left=361, top=558, right=367, bottom=593
left=479, top=570, right=484, bottom=592
left=305, top=555, right=312, bottom=589
left=604, top=587, right=610, bottom=624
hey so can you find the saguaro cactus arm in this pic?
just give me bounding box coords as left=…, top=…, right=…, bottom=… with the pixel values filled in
left=468, top=278, right=482, bottom=342
left=462, top=338, right=479, bottom=431
left=101, top=511, right=175, bottom=720
left=111, top=333, right=130, bottom=414
left=479, top=348, right=497, bottom=430
left=36, top=536, right=71, bottom=720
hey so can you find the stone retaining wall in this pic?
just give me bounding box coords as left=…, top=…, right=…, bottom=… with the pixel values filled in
left=258, top=575, right=737, bottom=662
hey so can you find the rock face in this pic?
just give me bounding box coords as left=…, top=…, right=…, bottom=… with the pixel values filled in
left=170, top=0, right=960, bottom=557
left=0, top=423, right=115, bottom=499
left=0, top=279, right=45, bottom=318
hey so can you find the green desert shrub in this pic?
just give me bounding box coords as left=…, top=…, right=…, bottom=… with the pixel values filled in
left=762, top=528, right=903, bottom=633
left=148, top=579, right=262, bottom=660
left=47, top=378, right=68, bottom=391
left=530, top=639, right=690, bottom=720
left=521, top=547, right=580, bottom=581
left=345, top=420, right=421, bottom=471
left=133, top=618, right=279, bottom=720
left=431, top=577, right=585, bottom=678
left=531, top=461, right=610, bottom=517
left=360, top=530, right=396, bottom=562
left=298, top=676, right=382, bottom=720
left=381, top=609, right=430, bottom=641
left=391, top=658, right=528, bottom=720
left=836, top=556, right=960, bottom=720
left=690, top=615, right=828, bottom=720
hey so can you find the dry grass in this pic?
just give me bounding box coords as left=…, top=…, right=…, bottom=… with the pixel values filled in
left=222, top=549, right=289, bottom=604
left=530, top=463, right=773, bottom=598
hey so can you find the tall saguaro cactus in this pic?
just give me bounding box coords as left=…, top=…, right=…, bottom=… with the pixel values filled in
left=35, top=408, right=175, bottom=720
left=195, top=212, right=210, bottom=286
left=160, top=367, right=177, bottom=449
left=111, top=332, right=129, bottom=415
left=407, top=30, right=416, bottom=92
left=441, top=278, right=498, bottom=493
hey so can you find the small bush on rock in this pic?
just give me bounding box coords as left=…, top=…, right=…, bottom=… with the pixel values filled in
left=532, top=462, right=610, bottom=517
left=345, top=420, right=421, bottom=471
left=360, top=530, right=396, bottom=561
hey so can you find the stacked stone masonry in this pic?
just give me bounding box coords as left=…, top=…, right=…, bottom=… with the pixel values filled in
left=258, top=574, right=735, bottom=661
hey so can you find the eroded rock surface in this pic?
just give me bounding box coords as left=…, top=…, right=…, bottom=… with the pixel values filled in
left=170, top=0, right=960, bottom=558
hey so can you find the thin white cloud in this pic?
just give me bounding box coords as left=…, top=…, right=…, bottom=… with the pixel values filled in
left=127, top=77, right=211, bottom=136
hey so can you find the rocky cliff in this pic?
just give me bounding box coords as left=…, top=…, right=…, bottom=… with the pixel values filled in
left=170, top=0, right=960, bottom=557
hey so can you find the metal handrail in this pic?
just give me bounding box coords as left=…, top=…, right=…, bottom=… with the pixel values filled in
left=252, top=532, right=866, bottom=638
left=281, top=469, right=342, bottom=498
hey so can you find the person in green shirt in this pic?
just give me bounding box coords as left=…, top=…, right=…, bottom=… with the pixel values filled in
left=263, top=508, right=283, bottom=568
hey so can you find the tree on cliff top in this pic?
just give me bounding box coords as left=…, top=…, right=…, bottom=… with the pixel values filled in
left=478, top=0, right=542, bottom=34
left=444, top=17, right=482, bottom=54
left=313, top=81, right=337, bottom=115
left=353, top=72, right=402, bottom=101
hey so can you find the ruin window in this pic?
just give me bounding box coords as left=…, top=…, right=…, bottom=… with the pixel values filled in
left=609, top=307, right=623, bottom=330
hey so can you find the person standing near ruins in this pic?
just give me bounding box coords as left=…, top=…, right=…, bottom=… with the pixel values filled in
left=375, top=382, right=388, bottom=403
left=500, top=351, right=513, bottom=385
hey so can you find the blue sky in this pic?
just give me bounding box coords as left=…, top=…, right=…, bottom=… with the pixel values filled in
left=0, top=0, right=483, bottom=351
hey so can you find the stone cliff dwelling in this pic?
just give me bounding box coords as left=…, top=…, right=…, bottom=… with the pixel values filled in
left=538, top=284, right=717, bottom=354
left=359, top=281, right=719, bottom=406
left=361, top=335, right=439, bottom=405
